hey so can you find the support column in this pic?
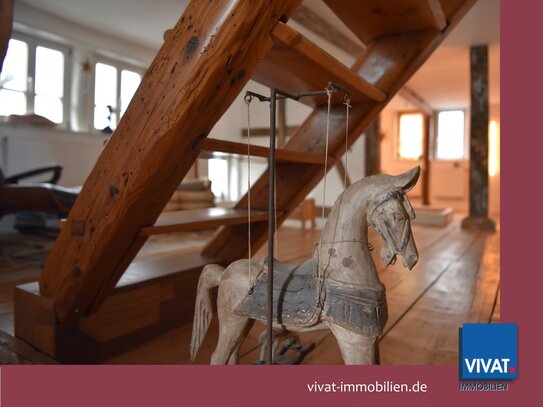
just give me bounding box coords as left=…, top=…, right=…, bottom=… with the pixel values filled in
left=421, top=113, right=431, bottom=205
left=462, top=45, right=495, bottom=231
left=365, top=117, right=381, bottom=176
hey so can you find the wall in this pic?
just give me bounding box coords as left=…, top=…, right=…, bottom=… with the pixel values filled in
left=3, top=6, right=368, bottom=212
left=0, top=123, right=107, bottom=186
left=1, top=3, right=152, bottom=188
left=380, top=99, right=501, bottom=216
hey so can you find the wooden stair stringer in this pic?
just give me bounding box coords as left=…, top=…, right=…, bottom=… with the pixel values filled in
left=37, top=0, right=303, bottom=322
left=203, top=0, right=477, bottom=263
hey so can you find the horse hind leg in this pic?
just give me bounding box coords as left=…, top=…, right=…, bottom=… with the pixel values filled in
left=211, top=313, right=254, bottom=365
left=227, top=318, right=255, bottom=365
left=329, top=323, right=378, bottom=365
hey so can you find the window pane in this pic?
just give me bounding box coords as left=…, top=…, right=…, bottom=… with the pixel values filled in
left=120, top=69, right=141, bottom=116
left=436, top=110, right=465, bottom=160
left=35, top=95, right=63, bottom=123
left=1, top=39, right=28, bottom=91
left=208, top=158, right=228, bottom=199
left=35, top=46, right=64, bottom=98
left=398, top=113, right=423, bottom=160
left=94, top=105, right=117, bottom=131
left=94, top=63, right=117, bottom=107
left=0, top=89, right=26, bottom=116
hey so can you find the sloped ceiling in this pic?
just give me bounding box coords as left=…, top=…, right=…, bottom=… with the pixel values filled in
left=18, top=0, right=500, bottom=110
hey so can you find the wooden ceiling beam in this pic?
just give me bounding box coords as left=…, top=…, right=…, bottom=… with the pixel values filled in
left=398, top=86, right=434, bottom=115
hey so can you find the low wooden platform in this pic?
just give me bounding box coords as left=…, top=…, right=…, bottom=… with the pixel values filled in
left=0, top=329, right=57, bottom=364
left=412, top=205, right=454, bottom=227
left=14, top=248, right=221, bottom=363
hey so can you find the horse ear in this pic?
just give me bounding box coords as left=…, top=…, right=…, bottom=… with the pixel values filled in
left=394, top=166, right=421, bottom=192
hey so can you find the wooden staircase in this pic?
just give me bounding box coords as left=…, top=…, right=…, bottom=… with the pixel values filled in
left=14, top=0, right=476, bottom=362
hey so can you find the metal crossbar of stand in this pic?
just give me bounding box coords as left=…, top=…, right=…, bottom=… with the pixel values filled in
left=246, top=82, right=351, bottom=364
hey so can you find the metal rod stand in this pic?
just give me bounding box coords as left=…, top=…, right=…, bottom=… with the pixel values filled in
left=266, top=88, right=276, bottom=365
left=245, top=83, right=350, bottom=365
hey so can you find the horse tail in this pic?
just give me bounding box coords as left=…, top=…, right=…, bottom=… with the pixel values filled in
left=190, top=263, right=224, bottom=361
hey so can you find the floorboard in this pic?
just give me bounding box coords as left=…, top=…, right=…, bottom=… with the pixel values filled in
left=0, top=215, right=500, bottom=365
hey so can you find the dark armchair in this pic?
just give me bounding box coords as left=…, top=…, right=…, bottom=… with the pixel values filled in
left=0, top=164, right=79, bottom=217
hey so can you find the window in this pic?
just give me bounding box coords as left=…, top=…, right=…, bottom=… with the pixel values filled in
left=398, top=112, right=424, bottom=160
left=0, top=35, right=69, bottom=124
left=208, top=157, right=229, bottom=200
left=93, top=59, right=143, bottom=131
left=435, top=110, right=465, bottom=160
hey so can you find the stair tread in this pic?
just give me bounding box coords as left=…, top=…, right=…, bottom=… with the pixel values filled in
left=324, top=0, right=447, bottom=45
left=116, top=250, right=221, bottom=289
left=18, top=250, right=220, bottom=293
left=253, top=22, right=386, bottom=107
left=199, top=138, right=326, bottom=165
left=139, top=207, right=270, bottom=236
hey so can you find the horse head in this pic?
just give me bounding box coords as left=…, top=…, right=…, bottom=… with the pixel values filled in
left=368, top=166, right=420, bottom=270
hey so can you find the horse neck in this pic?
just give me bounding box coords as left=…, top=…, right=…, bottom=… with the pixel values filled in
left=318, top=185, right=380, bottom=288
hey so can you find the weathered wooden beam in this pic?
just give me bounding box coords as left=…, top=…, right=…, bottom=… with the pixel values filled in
left=365, top=118, right=381, bottom=177
left=39, top=0, right=303, bottom=322
left=421, top=114, right=431, bottom=205
left=462, top=44, right=496, bottom=231
left=0, top=0, right=14, bottom=72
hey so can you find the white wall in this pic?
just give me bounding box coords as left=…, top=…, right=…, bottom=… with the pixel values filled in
left=380, top=98, right=500, bottom=216
left=13, top=2, right=156, bottom=65
left=0, top=123, right=108, bottom=186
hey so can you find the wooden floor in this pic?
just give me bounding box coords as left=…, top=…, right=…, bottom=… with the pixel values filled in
left=0, top=215, right=499, bottom=365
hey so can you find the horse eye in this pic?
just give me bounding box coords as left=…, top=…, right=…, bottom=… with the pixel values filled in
left=393, top=213, right=405, bottom=221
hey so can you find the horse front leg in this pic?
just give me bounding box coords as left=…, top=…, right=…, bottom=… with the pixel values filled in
left=329, top=323, right=378, bottom=365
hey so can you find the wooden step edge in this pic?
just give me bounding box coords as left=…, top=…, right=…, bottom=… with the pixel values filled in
left=323, top=0, right=446, bottom=45
left=199, top=137, right=326, bottom=165
left=427, top=0, right=447, bottom=31
left=270, top=22, right=386, bottom=103
left=15, top=250, right=221, bottom=310
left=116, top=249, right=223, bottom=289
left=14, top=249, right=222, bottom=363
left=138, top=207, right=274, bottom=236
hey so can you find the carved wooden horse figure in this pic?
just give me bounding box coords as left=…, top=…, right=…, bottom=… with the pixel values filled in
left=190, top=166, right=420, bottom=364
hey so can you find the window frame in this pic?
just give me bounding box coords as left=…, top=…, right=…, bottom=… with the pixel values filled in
left=396, top=110, right=426, bottom=161
left=0, top=31, right=72, bottom=127
left=434, top=109, right=469, bottom=161
left=90, top=55, right=145, bottom=132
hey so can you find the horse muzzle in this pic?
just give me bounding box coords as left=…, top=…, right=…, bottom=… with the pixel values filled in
left=401, top=232, right=418, bottom=270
